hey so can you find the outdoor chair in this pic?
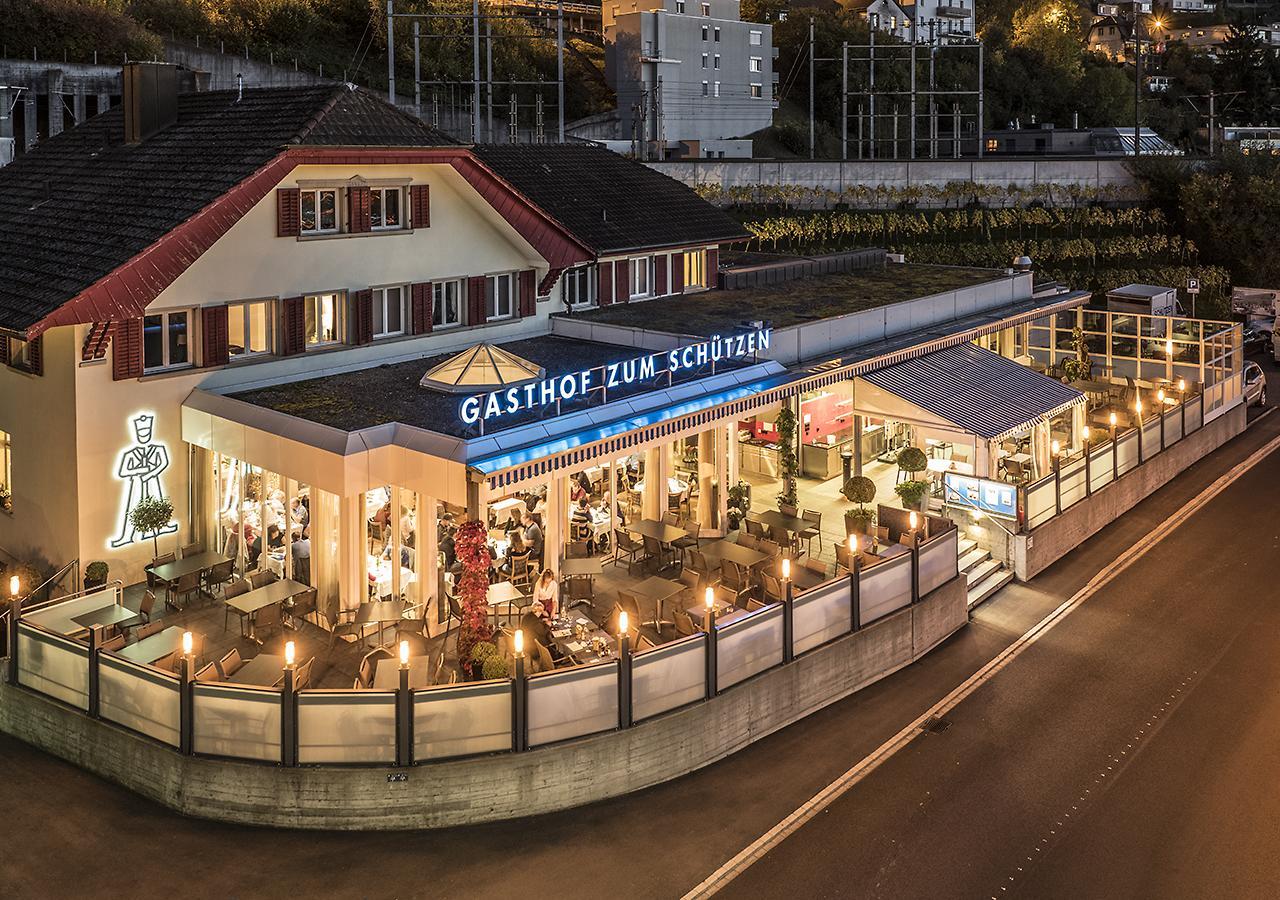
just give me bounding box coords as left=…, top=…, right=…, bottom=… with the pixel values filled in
left=798, top=510, right=822, bottom=555
left=136, top=621, right=164, bottom=641
left=285, top=587, right=318, bottom=631
left=326, top=608, right=369, bottom=651
left=180, top=542, right=204, bottom=559
left=720, top=561, right=754, bottom=607
left=799, top=555, right=830, bottom=581
left=1004, top=459, right=1027, bottom=483
left=745, top=519, right=766, bottom=539
left=642, top=534, right=670, bottom=572
left=665, top=513, right=699, bottom=564
left=737, top=532, right=760, bottom=550
left=778, top=502, right=799, bottom=519
left=745, top=598, right=766, bottom=612
left=767, top=525, right=791, bottom=550
left=688, top=549, right=720, bottom=586
left=195, top=663, right=220, bottom=683
left=216, top=648, right=244, bottom=679
left=634, top=634, right=657, bottom=652
left=673, top=609, right=698, bottom=636
left=137, top=590, right=156, bottom=624
left=152, top=651, right=178, bottom=673
left=757, top=538, right=782, bottom=560
left=613, top=591, right=644, bottom=635
left=223, top=578, right=252, bottom=634
left=293, top=657, right=314, bottom=691
left=613, top=531, right=650, bottom=575
left=565, top=540, right=590, bottom=559
left=875, top=525, right=890, bottom=546
left=100, top=633, right=126, bottom=653
left=355, top=647, right=393, bottom=689
left=252, top=603, right=283, bottom=640
left=760, top=572, right=786, bottom=604
left=146, top=552, right=175, bottom=589
left=203, top=559, right=235, bottom=597
left=165, top=571, right=200, bottom=612
left=565, top=576, right=594, bottom=611
left=249, top=570, right=278, bottom=590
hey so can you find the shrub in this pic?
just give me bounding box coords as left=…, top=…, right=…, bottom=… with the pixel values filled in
left=896, top=447, right=929, bottom=475
left=840, top=475, right=876, bottom=507
left=894, top=479, right=930, bottom=509
left=84, top=561, right=110, bottom=587
left=481, top=653, right=510, bottom=681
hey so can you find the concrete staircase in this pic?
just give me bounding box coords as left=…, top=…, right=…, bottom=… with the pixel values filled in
left=957, top=534, right=1013, bottom=609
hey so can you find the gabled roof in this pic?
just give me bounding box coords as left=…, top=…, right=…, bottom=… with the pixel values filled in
left=470, top=143, right=750, bottom=255
left=0, top=84, right=456, bottom=335
left=861, top=343, right=1085, bottom=441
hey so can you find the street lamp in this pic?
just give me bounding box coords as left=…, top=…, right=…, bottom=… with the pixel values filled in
left=284, top=640, right=295, bottom=668
left=181, top=631, right=193, bottom=658
left=514, top=627, right=524, bottom=658
left=399, top=639, right=410, bottom=668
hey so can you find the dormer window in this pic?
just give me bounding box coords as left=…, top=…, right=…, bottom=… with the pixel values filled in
left=300, top=188, right=339, bottom=235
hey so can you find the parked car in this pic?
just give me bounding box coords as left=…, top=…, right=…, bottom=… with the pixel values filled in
left=1242, top=322, right=1271, bottom=356
left=1244, top=361, right=1267, bottom=407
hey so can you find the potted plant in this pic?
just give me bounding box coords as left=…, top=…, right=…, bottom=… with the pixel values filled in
left=726, top=481, right=750, bottom=531
left=455, top=520, right=494, bottom=678
left=84, top=561, right=109, bottom=591
left=469, top=641, right=504, bottom=681
left=774, top=405, right=798, bottom=508
left=894, top=478, right=931, bottom=511
left=1061, top=327, right=1092, bottom=382
left=129, top=496, right=175, bottom=557
left=840, top=475, right=877, bottom=535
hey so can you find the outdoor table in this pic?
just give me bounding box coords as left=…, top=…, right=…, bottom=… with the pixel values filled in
left=226, top=579, right=310, bottom=643
left=560, top=557, right=603, bottom=578
left=633, top=477, right=689, bottom=496
left=550, top=616, right=616, bottom=665
left=72, top=604, right=138, bottom=633
left=749, top=509, right=809, bottom=538
left=355, top=599, right=407, bottom=646
left=791, top=566, right=829, bottom=591
left=149, top=551, right=230, bottom=585
left=628, top=519, right=690, bottom=544
left=117, top=626, right=188, bottom=665
left=686, top=597, right=736, bottom=627
left=879, top=543, right=912, bottom=560
left=699, top=539, right=769, bottom=569
left=628, top=575, right=684, bottom=630
left=371, top=656, right=432, bottom=689
left=227, top=654, right=285, bottom=687
left=486, top=581, right=525, bottom=625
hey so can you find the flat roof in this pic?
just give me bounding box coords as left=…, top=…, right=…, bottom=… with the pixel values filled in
left=228, top=335, right=762, bottom=439
left=1109, top=283, right=1174, bottom=298
left=558, top=264, right=1002, bottom=336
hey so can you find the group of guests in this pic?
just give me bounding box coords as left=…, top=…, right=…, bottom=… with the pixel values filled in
left=232, top=491, right=312, bottom=585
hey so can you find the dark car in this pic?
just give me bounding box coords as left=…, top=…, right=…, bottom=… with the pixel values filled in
left=1242, top=322, right=1272, bottom=356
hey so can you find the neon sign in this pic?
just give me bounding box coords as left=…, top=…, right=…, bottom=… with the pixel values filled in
left=459, top=327, right=771, bottom=425
left=109, top=413, right=178, bottom=549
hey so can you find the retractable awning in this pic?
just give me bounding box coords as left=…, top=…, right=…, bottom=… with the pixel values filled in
left=860, top=343, right=1085, bottom=442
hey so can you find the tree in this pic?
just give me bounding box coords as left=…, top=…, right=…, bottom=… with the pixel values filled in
left=453, top=520, right=494, bottom=676
left=129, top=496, right=175, bottom=558
left=775, top=405, right=798, bottom=508
left=1217, top=22, right=1276, bottom=124
left=1010, top=0, right=1087, bottom=78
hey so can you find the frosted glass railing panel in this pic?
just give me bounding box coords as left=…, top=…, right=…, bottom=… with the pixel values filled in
left=414, top=681, right=512, bottom=760
left=860, top=553, right=912, bottom=624
left=632, top=635, right=707, bottom=721
left=17, top=623, right=88, bottom=709
left=918, top=529, right=959, bottom=597
left=22, top=586, right=121, bottom=636
left=1025, top=477, right=1056, bottom=529
left=1116, top=431, right=1140, bottom=475
left=298, top=690, right=397, bottom=764
left=192, top=683, right=281, bottom=762
left=527, top=663, right=619, bottom=748
left=1164, top=408, right=1183, bottom=444
left=1186, top=395, right=1203, bottom=431
left=717, top=604, right=783, bottom=690
left=99, top=654, right=180, bottom=747
left=792, top=577, right=851, bottom=655
left=1141, top=418, right=1162, bottom=461
left=1059, top=457, right=1087, bottom=510
left=1089, top=444, right=1114, bottom=492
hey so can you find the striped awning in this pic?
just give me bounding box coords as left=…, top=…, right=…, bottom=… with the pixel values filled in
left=860, top=343, right=1085, bottom=442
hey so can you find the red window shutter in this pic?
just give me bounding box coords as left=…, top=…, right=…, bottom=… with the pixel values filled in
left=82, top=322, right=111, bottom=361
left=707, top=247, right=719, bottom=288
left=112, top=318, right=143, bottom=380
left=518, top=269, right=537, bottom=317
left=411, top=282, right=433, bottom=334
left=353, top=289, right=374, bottom=344
left=672, top=252, right=686, bottom=294
left=410, top=184, right=431, bottom=228
left=598, top=262, right=614, bottom=306
left=655, top=254, right=668, bottom=296
left=201, top=305, right=229, bottom=367
left=348, top=186, right=371, bottom=234
left=26, top=336, right=42, bottom=376
left=467, top=276, right=487, bottom=325
left=276, top=188, right=300, bottom=237
left=280, top=296, right=306, bottom=356
left=615, top=259, right=630, bottom=303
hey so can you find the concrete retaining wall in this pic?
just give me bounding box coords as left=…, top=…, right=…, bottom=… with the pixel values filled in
left=1013, top=402, right=1247, bottom=580
left=648, top=158, right=1139, bottom=201
left=0, top=576, right=966, bottom=830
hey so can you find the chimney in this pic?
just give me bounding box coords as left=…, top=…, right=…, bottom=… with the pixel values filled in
left=122, top=62, right=179, bottom=145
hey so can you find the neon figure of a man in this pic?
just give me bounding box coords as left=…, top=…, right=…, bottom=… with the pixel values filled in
left=109, top=413, right=178, bottom=548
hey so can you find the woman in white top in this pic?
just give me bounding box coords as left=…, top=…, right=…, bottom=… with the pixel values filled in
left=532, top=569, right=559, bottom=618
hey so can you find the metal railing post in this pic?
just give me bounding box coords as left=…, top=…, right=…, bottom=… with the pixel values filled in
left=1111, top=426, right=1119, bottom=481
left=1084, top=444, right=1092, bottom=498
left=1053, top=456, right=1062, bottom=516
left=87, top=625, right=101, bottom=718
left=851, top=561, right=861, bottom=632
left=7, top=599, right=19, bottom=683
left=396, top=664, right=413, bottom=766
left=512, top=656, right=527, bottom=752
left=179, top=652, right=194, bottom=755
left=782, top=576, right=794, bottom=663
left=1159, top=403, right=1166, bottom=451
left=1136, top=415, right=1144, bottom=462
left=910, top=532, right=921, bottom=603
left=618, top=634, right=633, bottom=728
left=705, top=611, right=718, bottom=699
left=281, top=667, right=297, bottom=767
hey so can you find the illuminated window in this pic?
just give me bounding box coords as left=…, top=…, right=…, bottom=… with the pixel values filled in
left=227, top=300, right=272, bottom=358
left=683, top=249, right=708, bottom=289
left=986, top=138, right=999, bottom=151
left=304, top=293, right=342, bottom=346
left=0, top=428, right=11, bottom=513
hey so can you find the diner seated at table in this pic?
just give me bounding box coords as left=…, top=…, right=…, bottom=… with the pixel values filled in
left=522, top=512, right=544, bottom=563
left=502, top=509, right=523, bottom=535
left=533, top=569, right=558, bottom=617
left=499, top=531, right=530, bottom=575
left=266, top=522, right=285, bottom=552
left=381, top=539, right=414, bottom=570
left=246, top=525, right=262, bottom=570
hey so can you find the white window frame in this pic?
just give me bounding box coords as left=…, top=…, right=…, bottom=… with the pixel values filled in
left=0, top=428, right=11, bottom=514
left=432, top=279, right=464, bottom=329
left=702, top=81, right=709, bottom=96
left=6, top=338, right=31, bottom=370
left=702, top=24, right=709, bottom=40
left=227, top=299, right=274, bottom=359
left=714, top=54, right=721, bottom=69
left=486, top=273, right=515, bottom=320
left=299, top=187, right=340, bottom=235
left=750, top=30, right=763, bottom=45
left=700, top=1, right=710, bottom=14
left=142, top=309, right=194, bottom=372
left=749, top=56, right=763, bottom=72
left=369, top=186, right=405, bottom=231
left=304, top=293, right=344, bottom=348
left=750, top=83, right=763, bottom=99
left=563, top=265, right=596, bottom=307
left=714, top=26, right=721, bottom=41
left=676, top=0, right=686, bottom=11
left=713, top=81, right=721, bottom=98
left=630, top=257, right=652, bottom=299
left=683, top=249, right=708, bottom=290
left=701, top=53, right=709, bottom=68
left=372, top=284, right=407, bottom=338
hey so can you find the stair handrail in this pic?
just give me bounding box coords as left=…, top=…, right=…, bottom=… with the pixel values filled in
left=942, top=482, right=1017, bottom=539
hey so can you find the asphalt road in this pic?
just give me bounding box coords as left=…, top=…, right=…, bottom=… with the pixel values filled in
left=1, top=363, right=1278, bottom=900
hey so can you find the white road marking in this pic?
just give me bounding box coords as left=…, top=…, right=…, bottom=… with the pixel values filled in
left=683, top=422, right=1280, bottom=900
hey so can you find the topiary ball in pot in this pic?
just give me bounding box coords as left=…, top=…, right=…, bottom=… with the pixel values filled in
left=840, top=475, right=876, bottom=507
left=84, top=561, right=110, bottom=590
left=481, top=654, right=510, bottom=681
left=896, top=446, right=929, bottom=475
